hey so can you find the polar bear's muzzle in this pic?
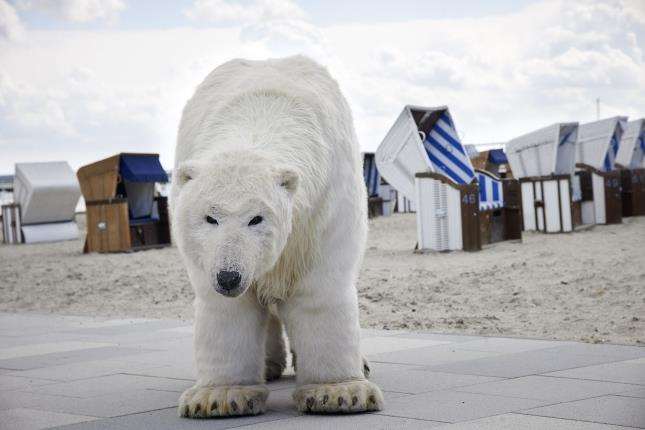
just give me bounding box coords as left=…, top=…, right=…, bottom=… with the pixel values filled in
left=214, top=270, right=245, bottom=297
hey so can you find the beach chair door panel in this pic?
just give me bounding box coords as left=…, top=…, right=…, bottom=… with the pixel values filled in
left=460, top=185, right=481, bottom=251
left=86, top=201, right=131, bottom=252
left=603, top=172, right=622, bottom=224
left=633, top=169, right=645, bottom=216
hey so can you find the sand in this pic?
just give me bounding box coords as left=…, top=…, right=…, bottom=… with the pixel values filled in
left=1, top=214, right=644, bottom=345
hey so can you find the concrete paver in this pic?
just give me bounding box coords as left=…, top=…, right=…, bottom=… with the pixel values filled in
left=1, top=312, right=643, bottom=430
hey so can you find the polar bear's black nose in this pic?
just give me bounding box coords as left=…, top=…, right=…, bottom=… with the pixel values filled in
left=217, top=270, right=241, bottom=291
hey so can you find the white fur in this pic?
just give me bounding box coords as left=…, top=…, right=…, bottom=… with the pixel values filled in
left=170, top=55, right=383, bottom=417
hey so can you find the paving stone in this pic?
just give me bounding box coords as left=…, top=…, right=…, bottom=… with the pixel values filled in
left=368, top=362, right=502, bottom=394
left=525, top=395, right=645, bottom=428
left=377, top=389, right=549, bottom=423
left=26, top=374, right=192, bottom=398
left=121, top=365, right=195, bottom=382
left=0, top=388, right=180, bottom=417
left=540, top=344, right=645, bottom=360
left=50, top=407, right=293, bottom=430
left=2, top=312, right=643, bottom=428
left=360, top=328, right=409, bottom=338
left=368, top=344, right=502, bottom=366
left=616, top=387, right=645, bottom=398
left=0, top=342, right=115, bottom=360
left=0, top=347, right=159, bottom=371
left=6, top=359, right=171, bottom=382
left=0, top=375, right=59, bottom=391
left=61, top=320, right=188, bottom=337
left=227, top=413, right=444, bottom=429
left=454, top=337, right=567, bottom=354
left=361, top=336, right=451, bottom=356
left=392, top=332, right=482, bottom=343
left=0, top=407, right=97, bottom=430
left=430, top=413, right=630, bottom=429
left=545, top=357, right=645, bottom=385
left=426, top=349, right=631, bottom=378
left=456, top=375, right=640, bottom=402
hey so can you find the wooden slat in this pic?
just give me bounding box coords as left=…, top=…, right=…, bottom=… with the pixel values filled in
left=603, top=171, right=622, bottom=224
left=77, top=154, right=120, bottom=201
left=85, top=201, right=130, bottom=252
left=460, top=184, right=481, bottom=252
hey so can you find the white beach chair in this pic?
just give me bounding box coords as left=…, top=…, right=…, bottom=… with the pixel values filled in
left=616, top=119, right=645, bottom=216
left=12, top=161, right=81, bottom=244
left=575, top=117, right=627, bottom=225
left=377, top=105, right=520, bottom=252
left=506, top=122, right=578, bottom=233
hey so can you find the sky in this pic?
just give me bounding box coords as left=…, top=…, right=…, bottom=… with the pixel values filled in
left=1, top=0, right=644, bottom=174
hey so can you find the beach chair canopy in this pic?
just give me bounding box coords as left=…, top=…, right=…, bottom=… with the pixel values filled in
left=488, top=149, right=508, bottom=165
left=477, top=170, right=504, bottom=211
left=77, top=153, right=168, bottom=220
left=576, top=116, right=628, bottom=171
left=119, top=154, right=169, bottom=183
left=506, top=122, right=578, bottom=178
left=376, top=105, right=474, bottom=203
left=13, top=161, right=81, bottom=225
left=362, top=152, right=380, bottom=197
left=616, top=119, right=645, bottom=169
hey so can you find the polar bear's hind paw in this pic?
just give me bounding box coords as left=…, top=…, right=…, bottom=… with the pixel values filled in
left=293, top=379, right=383, bottom=414
left=178, top=385, right=268, bottom=418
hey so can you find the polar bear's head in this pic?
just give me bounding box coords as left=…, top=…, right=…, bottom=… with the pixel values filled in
left=171, top=154, right=298, bottom=298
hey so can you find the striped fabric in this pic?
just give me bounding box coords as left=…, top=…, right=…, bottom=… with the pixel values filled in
left=422, top=112, right=475, bottom=185
left=559, top=130, right=575, bottom=146
left=603, top=130, right=621, bottom=172
left=363, top=153, right=380, bottom=197
left=477, top=173, right=503, bottom=211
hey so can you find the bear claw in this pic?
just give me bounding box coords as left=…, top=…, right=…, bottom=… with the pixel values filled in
left=178, top=385, right=268, bottom=418
left=294, top=380, right=384, bottom=414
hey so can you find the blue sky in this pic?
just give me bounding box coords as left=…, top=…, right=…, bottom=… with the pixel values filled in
left=1, top=0, right=644, bottom=173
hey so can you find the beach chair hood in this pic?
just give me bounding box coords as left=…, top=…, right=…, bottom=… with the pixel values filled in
left=576, top=116, right=628, bottom=171
left=616, top=119, right=645, bottom=169
left=506, top=122, right=578, bottom=179
left=375, top=105, right=474, bottom=203
left=13, top=161, right=81, bottom=225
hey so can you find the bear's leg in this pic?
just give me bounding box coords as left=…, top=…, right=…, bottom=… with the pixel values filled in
left=178, top=296, right=269, bottom=418
left=279, top=268, right=384, bottom=414
left=264, top=313, right=286, bottom=382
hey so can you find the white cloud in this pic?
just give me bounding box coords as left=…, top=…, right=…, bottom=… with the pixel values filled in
left=18, top=0, right=126, bottom=23
left=0, top=0, right=644, bottom=174
left=0, top=0, right=24, bottom=40
left=184, top=0, right=306, bottom=25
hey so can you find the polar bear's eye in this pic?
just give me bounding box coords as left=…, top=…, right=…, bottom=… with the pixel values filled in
left=248, top=215, right=263, bottom=226
left=205, top=215, right=218, bottom=225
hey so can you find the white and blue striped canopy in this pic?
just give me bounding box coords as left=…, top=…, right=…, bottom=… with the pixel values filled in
left=363, top=153, right=380, bottom=197
left=422, top=112, right=475, bottom=185
left=602, top=128, right=621, bottom=172
left=477, top=172, right=503, bottom=211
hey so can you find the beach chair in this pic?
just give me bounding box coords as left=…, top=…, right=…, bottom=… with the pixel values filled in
left=575, top=117, right=627, bottom=225
left=506, top=122, right=578, bottom=233
left=376, top=105, right=521, bottom=252
left=616, top=119, right=645, bottom=217
left=362, top=152, right=395, bottom=218
left=10, top=161, right=81, bottom=243
left=470, top=148, right=514, bottom=178
left=77, top=153, right=171, bottom=253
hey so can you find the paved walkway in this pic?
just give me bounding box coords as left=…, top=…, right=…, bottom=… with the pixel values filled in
left=0, top=312, right=643, bottom=429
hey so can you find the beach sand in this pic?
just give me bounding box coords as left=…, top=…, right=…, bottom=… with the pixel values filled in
left=1, top=214, right=643, bottom=345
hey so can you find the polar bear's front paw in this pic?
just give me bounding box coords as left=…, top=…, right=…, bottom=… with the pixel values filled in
left=293, top=379, right=384, bottom=414
left=178, top=384, right=269, bottom=418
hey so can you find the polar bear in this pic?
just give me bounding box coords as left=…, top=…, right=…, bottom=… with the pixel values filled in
left=170, top=55, right=383, bottom=418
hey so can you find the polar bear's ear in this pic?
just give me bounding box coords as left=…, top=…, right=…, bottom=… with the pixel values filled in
left=278, top=169, right=299, bottom=194
left=175, top=162, right=198, bottom=186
